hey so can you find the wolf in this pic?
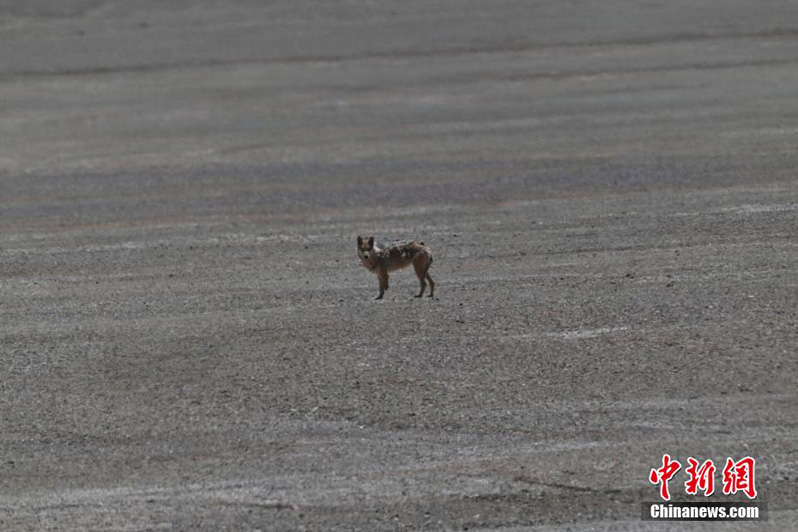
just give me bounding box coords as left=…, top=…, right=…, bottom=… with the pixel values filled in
left=356, top=235, right=435, bottom=300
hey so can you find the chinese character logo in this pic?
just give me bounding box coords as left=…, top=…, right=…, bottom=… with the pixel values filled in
left=650, top=455, right=756, bottom=500
left=722, top=457, right=757, bottom=499
left=649, top=454, right=681, bottom=501
left=685, top=457, right=716, bottom=496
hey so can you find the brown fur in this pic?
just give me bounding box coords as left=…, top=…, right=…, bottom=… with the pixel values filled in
left=357, top=235, right=435, bottom=299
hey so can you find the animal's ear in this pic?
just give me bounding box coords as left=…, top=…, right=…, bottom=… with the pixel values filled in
left=367, top=235, right=374, bottom=248
left=357, top=235, right=363, bottom=246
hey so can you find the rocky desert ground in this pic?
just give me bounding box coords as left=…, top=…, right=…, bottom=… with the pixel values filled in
left=1, top=1, right=797, bottom=530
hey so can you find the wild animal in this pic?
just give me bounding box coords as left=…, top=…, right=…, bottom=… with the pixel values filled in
left=356, top=235, right=435, bottom=300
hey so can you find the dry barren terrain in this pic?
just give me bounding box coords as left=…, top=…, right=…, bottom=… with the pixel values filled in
left=1, top=1, right=797, bottom=530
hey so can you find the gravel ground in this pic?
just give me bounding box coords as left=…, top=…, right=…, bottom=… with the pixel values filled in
left=1, top=1, right=797, bottom=530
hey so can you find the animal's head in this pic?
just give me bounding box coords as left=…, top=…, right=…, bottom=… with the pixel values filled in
left=357, top=235, right=375, bottom=262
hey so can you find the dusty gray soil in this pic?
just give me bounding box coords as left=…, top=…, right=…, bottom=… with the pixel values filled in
left=1, top=1, right=797, bottom=530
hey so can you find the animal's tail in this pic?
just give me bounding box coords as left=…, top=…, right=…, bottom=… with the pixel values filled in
left=417, top=240, right=432, bottom=264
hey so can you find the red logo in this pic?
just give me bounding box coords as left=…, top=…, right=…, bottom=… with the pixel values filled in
left=685, top=458, right=716, bottom=496
left=650, top=455, right=756, bottom=500
left=649, top=454, right=681, bottom=501
left=722, top=457, right=757, bottom=499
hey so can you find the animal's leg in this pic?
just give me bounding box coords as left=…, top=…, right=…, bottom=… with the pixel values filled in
left=425, top=263, right=435, bottom=298
left=413, top=256, right=427, bottom=298
left=376, top=268, right=389, bottom=300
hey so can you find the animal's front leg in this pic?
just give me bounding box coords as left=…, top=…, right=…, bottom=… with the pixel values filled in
left=376, top=268, right=389, bottom=300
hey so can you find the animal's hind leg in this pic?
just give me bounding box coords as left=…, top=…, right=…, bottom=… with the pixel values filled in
left=412, top=256, right=427, bottom=298
left=426, top=269, right=435, bottom=297
left=425, top=263, right=435, bottom=297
